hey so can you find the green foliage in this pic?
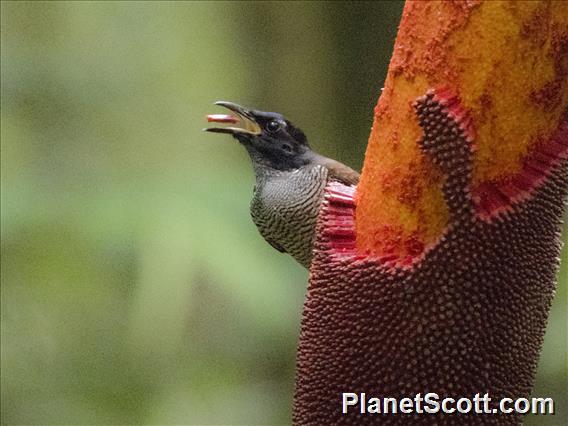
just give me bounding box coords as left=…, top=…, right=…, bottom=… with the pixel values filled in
left=1, top=1, right=565, bottom=424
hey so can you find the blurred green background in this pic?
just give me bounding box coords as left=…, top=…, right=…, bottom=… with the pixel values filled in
left=1, top=1, right=566, bottom=425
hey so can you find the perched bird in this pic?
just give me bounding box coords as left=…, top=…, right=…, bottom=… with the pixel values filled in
left=205, top=102, right=359, bottom=268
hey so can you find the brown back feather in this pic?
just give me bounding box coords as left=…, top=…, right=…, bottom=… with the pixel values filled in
left=320, top=158, right=360, bottom=186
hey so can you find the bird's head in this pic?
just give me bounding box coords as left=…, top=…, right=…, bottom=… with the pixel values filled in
left=205, top=101, right=312, bottom=171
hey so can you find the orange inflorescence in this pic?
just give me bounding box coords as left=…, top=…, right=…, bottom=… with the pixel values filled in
left=356, top=0, right=568, bottom=259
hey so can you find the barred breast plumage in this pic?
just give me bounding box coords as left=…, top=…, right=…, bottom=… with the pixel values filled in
left=250, top=164, right=328, bottom=268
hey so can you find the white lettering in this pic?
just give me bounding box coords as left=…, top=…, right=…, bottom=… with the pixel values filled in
left=424, top=392, right=440, bottom=413
left=532, top=397, right=554, bottom=414
left=367, top=397, right=381, bottom=414
left=500, top=397, right=513, bottom=413
left=342, top=393, right=358, bottom=414
left=414, top=393, right=424, bottom=413
left=442, top=397, right=455, bottom=413
left=339, top=392, right=554, bottom=415
left=456, top=397, right=472, bottom=413
left=514, top=398, right=530, bottom=414
left=399, top=397, right=413, bottom=414
left=383, top=397, right=397, bottom=413
left=481, top=393, right=492, bottom=414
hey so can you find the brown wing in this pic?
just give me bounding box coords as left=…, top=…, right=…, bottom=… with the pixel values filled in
left=320, top=158, right=360, bottom=186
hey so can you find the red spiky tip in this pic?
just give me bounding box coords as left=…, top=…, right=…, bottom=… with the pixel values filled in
left=472, top=123, right=568, bottom=221
left=321, top=182, right=357, bottom=258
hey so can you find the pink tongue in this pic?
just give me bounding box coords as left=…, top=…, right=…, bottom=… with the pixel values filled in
left=207, top=114, right=239, bottom=124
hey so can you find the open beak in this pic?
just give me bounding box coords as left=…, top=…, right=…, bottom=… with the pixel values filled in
left=204, top=101, right=261, bottom=136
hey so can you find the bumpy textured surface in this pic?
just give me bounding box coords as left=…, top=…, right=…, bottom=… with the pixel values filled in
left=293, top=90, right=568, bottom=424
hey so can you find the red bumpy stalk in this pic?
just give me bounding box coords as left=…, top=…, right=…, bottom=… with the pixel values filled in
left=293, top=89, right=567, bottom=424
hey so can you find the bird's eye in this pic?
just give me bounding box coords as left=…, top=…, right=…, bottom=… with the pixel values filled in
left=281, top=144, right=293, bottom=153
left=266, top=120, right=281, bottom=133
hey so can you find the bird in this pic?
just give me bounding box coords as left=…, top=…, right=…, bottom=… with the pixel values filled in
left=205, top=101, right=360, bottom=268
